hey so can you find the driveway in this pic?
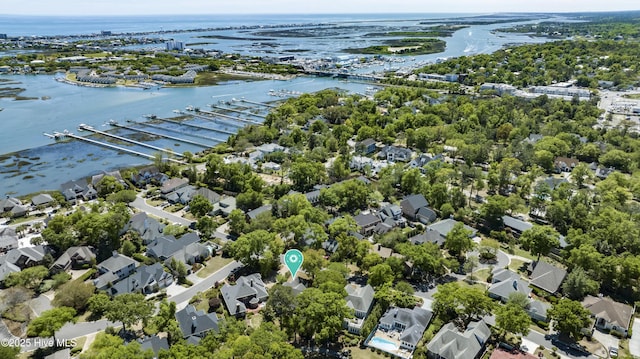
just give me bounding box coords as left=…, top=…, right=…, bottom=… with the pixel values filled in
left=29, top=295, right=52, bottom=317
left=169, top=260, right=241, bottom=310
left=592, top=330, right=617, bottom=357
left=130, top=197, right=194, bottom=226
left=630, top=318, right=640, bottom=357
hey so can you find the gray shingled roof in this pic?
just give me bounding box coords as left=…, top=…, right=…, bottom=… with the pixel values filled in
left=427, top=320, right=491, bottom=359
left=529, top=261, right=567, bottom=294
left=221, top=273, right=268, bottom=316
left=137, top=336, right=169, bottom=358
left=502, top=215, right=533, bottom=233
left=147, top=233, right=200, bottom=260
left=583, top=296, right=634, bottom=331
left=126, top=212, right=165, bottom=244
left=98, top=253, right=138, bottom=274
left=488, top=278, right=531, bottom=302
left=400, top=194, right=429, bottom=218
left=175, top=304, right=220, bottom=338
left=427, top=218, right=477, bottom=238
left=109, top=263, right=172, bottom=296
left=379, top=307, right=433, bottom=346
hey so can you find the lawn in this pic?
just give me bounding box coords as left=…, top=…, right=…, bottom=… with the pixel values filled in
left=351, top=347, right=388, bottom=359
left=509, top=258, right=529, bottom=274
left=473, top=268, right=491, bottom=283
left=196, top=256, right=234, bottom=278
left=512, top=247, right=536, bottom=260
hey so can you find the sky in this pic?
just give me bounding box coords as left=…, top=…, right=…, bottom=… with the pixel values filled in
left=2, top=0, right=639, bottom=16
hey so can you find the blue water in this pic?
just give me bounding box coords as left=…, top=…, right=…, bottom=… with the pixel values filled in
left=369, top=337, right=399, bottom=352
left=0, top=13, right=561, bottom=196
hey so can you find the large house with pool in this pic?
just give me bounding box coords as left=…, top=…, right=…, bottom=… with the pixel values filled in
left=367, top=306, right=433, bottom=358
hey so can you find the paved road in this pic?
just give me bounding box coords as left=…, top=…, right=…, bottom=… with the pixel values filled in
left=169, top=260, right=241, bottom=310
left=525, top=331, right=597, bottom=359
left=630, top=318, right=640, bottom=357
left=130, top=197, right=194, bottom=226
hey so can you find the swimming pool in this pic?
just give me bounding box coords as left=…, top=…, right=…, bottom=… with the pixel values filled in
left=369, top=336, right=399, bottom=352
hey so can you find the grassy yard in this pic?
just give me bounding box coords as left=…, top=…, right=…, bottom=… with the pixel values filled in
left=512, top=247, right=536, bottom=260
left=473, top=268, right=491, bottom=283
left=509, top=258, right=529, bottom=274
left=146, top=198, right=164, bottom=207
left=196, top=256, right=234, bottom=278
left=247, top=312, right=263, bottom=329
left=351, top=347, right=388, bottom=359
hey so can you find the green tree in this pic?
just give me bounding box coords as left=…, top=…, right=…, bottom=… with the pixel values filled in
left=264, top=284, right=297, bottom=335
left=97, top=175, right=124, bottom=198
left=368, top=263, right=395, bottom=287
left=27, top=307, right=76, bottom=340
left=562, top=267, right=599, bottom=300
left=433, top=282, right=493, bottom=322
left=0, top=346, right=19, bottom=359
left=521, top=225, right=560, bottom=260
left=229, top=230, right=284, bottom=276
left=4, top=265, right=49, bottom=290
left=80, top=333, right=153, bottom=359
left=295, top=288, right=353, bottom=343
left=289, top=160, right=326, bottom=192
left=548, top=298, right=592, bottom=340
left=53, top=281, right=95, bottom=312
left=228, top=209, right=247, bottom=237
left=104, top=293, right=153, bottom=333
left=301, top=249, right=327, bottom=280
left=88, top=292, right=111, bottom=317
left=190, top=195, right=213, bottom=218
left=495, top=302, right=531, bottom=337
left=444, top=222, right=474, bottom=261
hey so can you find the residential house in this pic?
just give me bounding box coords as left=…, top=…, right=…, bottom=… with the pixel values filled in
left=355, top=138, right=377, bottom=155
left=160, top=178, right=189, bottom=195
left=528, top=260, right=567, bottom=295
left=322, top=239, right=339, bottom=254
left=541, top=177, right=569, bottom=191
left=137, top=336, right=169, bottom=359
left=370, top=244, right=394, bottom=259
left=427, top=219, right=477, bottom=243
left=582, top=296, right=634, bottom=337
left=344, top=283, right=375, bottom=334
left=165, top=185, right=196, bottom=205
left=93, top=252, right=139, bottom=290
left=283, top=277, right=307, bottom=296
left=502, top=215, right=533, bottom=238
left=427, top=320, right=491, bottom=359
left=409, top=229, right=444, bottom=246
left=0, top=227, right=18, bottom=252
left=304, top=189, right=321, bottom=205
left=50, top=246, right=95, bottom=274
left=91, top=170, right=126, bottom=192
left=175, top=304, right=221, bottom=342
left=409, top=153, right=443, bottom=173
left=246, top=204, right=273, bottom=221
left=0, top=260, right=21, bottom=282
left=130, top=166, right=168, bottom=187
left=376, top=306, right=433, bottom=352
left=527, top=299, right=551, bottom=323
left=109, top=263, right=174, bottom=296
left=400, top=194, right=434, bottom=223
left=554, top=157, right=579, bottom=173
left=192, top=188, right=221, bottom=207
left=221, top=273, right=269, bottom=317
left=379, top=145, right=413, bottom=162
left=31, top=193, right=55, bottom=207
left=124, top=212, right=165, bottom=245
left=0, top=196, right=28, bottom=217
left=1, top=245, right=48, bottom=269
left=353, top=213, right=382, bottom=236
left=211, top=197, right=237, bottom=217
left=350, top=155, right=374, bottom=171
left=60, top=179, right=97, bottom=204
left=146, top=233, right=209, bottom=268
left=43, top=348, right=71, bottom=359
left=488, top=268, right=531, bottom=303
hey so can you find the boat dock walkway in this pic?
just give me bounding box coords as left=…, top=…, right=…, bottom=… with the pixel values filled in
left=109, top=121, right=211, bottom=148
left=78, top=124, right=184, bottom=159
left=127, top=120, right=223, bottom=142
left=235, top=98, right=277, bottom=108
left=210, top=104, right=267, bottom=119
left=156, top=116, right=236, bottom=136
left=196, top=109, right=261, bottom=126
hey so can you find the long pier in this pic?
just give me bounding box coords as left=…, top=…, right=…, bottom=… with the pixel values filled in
left=78, top=124, right=184, bottom=159
left=188, top=113, right=244, bottom=132
left=127, top=120, right=223, bottom=142
left=196, top=109, right=261, bottom=126
left=56, top=132, right=182, bottom=164
left=156, top=116, right=236, bottom=136
left=236, top=98, right=277, bottom=108
left=109, top=121, right=211, bottom=148
left=210, top=104, right=266, bottom=119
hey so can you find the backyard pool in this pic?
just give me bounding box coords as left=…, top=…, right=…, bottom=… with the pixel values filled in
left=369, top=336, right=400, bottom=352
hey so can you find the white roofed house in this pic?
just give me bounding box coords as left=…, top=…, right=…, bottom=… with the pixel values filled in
left=344, top=283, right=375, bottom=334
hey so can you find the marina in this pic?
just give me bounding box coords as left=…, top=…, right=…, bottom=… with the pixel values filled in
left=107, top=121, right=212, bottom=148
left=78, top=124, right=185, bottom=159
left=159, top=115, right=238, bottom=136
left=209, top=104, right=267, bottom=119
left=125, top=120, right=224, bottom=142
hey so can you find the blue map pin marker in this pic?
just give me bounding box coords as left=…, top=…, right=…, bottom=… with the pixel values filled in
left=284, top=249, right=304, bottom=280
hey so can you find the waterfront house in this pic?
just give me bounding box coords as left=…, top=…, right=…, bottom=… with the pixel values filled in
left=91, top=170, right=125, bottom=189
left=31, top=193, right=55, bottom=207
left=427, top=320, right=491, bottom=359
left=93, top=252, right=139, bottom=290
left=60, top=179, right=97, bottom=204
left=221, top=273, right=268, bottom=317
left=50, top=246, right=95, bottom=274
left=528, top=260, right=567, bottom=295
left=109, top=263, right=173, bottom=296
left=582, top=296, right=634, bottom=337
left=130, top=166, right=168, bottom=187
left=175, top=305, right=221, bottom=342
left=344, top=283, right=375, bottom=334
left=0, top=196, right=28, bottom=217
